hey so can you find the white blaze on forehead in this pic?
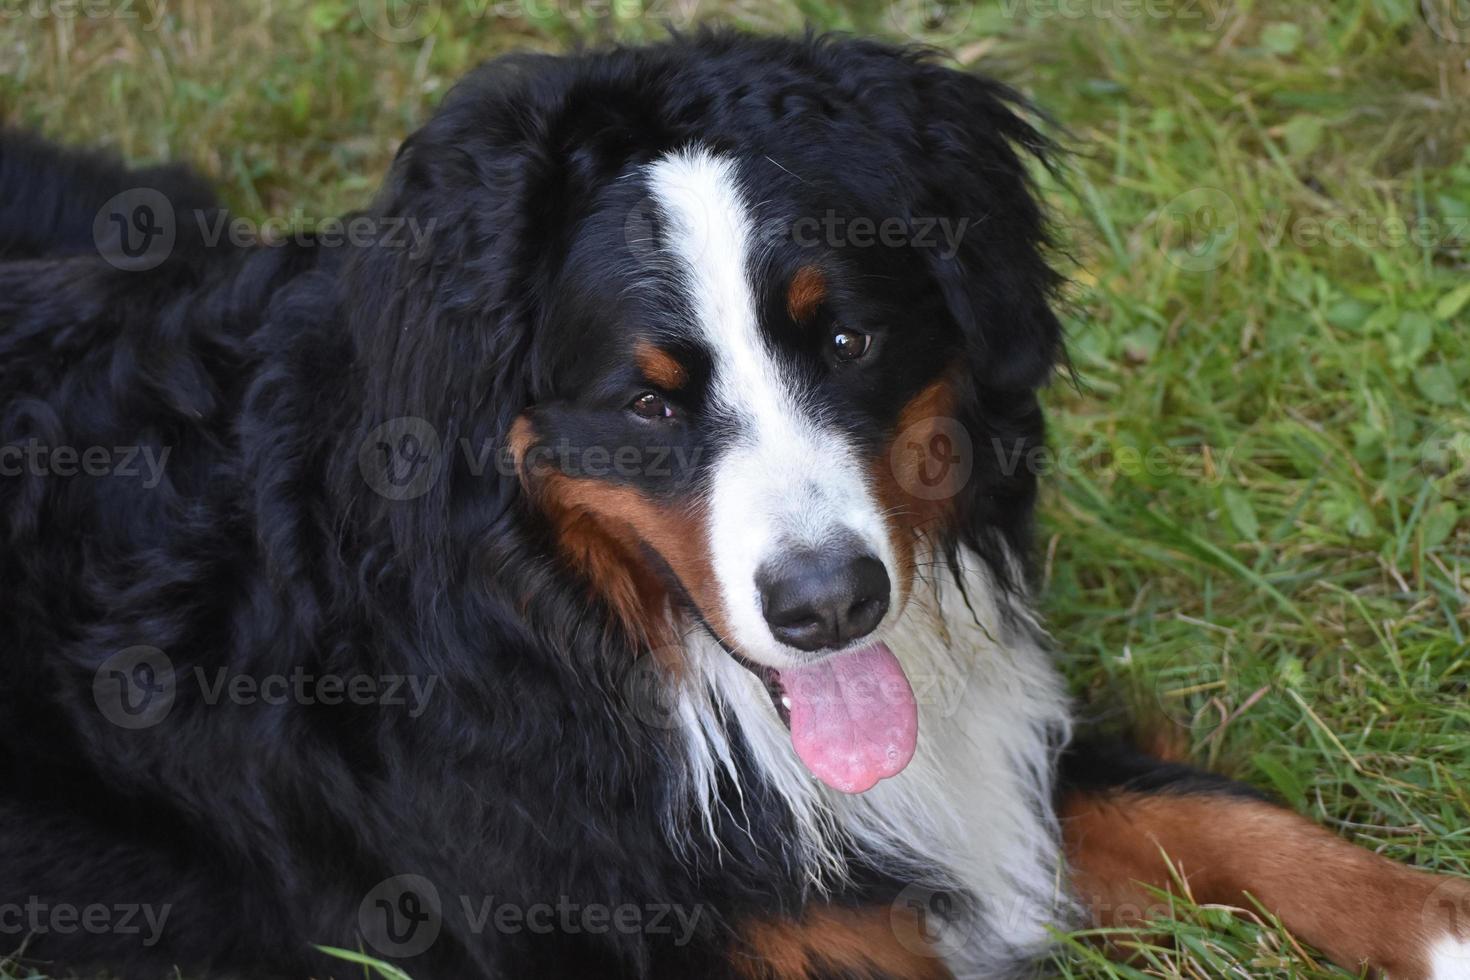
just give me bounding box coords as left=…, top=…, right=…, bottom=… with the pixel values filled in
left=644, top=148, right=897, bottom=667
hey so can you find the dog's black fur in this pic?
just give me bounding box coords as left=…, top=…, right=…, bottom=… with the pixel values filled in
left=1, top=31, right=1230, bottom=980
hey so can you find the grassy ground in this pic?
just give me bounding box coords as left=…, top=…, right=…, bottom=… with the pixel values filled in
left=4, top=0, right=1469, bottom=977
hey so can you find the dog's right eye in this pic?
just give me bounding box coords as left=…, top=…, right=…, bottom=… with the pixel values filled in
left=831, top=327, right=872, bottom=362
left=630, top=392, right=673, bottom=420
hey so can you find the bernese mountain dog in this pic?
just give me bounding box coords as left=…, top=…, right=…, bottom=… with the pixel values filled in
left=2, top=29, right=1467, bottom=980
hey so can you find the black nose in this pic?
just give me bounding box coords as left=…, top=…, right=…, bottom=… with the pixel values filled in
left=756, top=546, right=891, bottom=652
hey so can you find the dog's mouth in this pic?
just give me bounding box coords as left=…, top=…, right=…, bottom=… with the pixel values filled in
left=732, top=643, right=918, bottom=795
left=671, top=579, right=919, bottom=794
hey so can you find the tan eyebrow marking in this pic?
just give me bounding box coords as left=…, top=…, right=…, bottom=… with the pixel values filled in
left=634, top=340, right=689, bottom=390
left=786, top=265, right=826, bottom=323
left=508, top=412, right=728, bottom=656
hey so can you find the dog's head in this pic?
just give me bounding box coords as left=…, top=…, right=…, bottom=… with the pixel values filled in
left=346, top=33, right=1061, bottom=792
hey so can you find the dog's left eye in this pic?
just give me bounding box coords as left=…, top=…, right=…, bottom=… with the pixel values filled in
left=831, top=328, right=872, bottom=362
left=630, top=392, right=674, bottom=420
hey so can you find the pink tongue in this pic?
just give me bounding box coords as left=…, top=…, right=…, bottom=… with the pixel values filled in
left=778, top=642, right=917, bottom=794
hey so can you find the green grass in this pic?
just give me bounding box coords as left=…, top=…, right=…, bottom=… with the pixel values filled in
left=4, top=0, right=1469, bottom=977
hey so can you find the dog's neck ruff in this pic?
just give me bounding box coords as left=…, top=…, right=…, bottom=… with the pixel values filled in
left=667, top=549, right=1074, bottom=975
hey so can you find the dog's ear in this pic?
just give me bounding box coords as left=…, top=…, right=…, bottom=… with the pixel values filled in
left=900, top=61, right=1065, bottom=393
left=343, top=54, right=567, bottom=442
left=844, top=52, right=1065, bottom=586
left=336, top=55, right=574, bottom=553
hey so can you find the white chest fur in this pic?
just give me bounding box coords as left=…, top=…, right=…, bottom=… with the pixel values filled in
left=669, top=552, right=1073, bottom=976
